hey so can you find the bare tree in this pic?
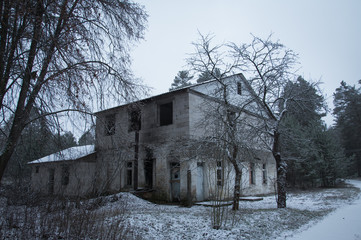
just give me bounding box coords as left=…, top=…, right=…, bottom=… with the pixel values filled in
left=188, top=33, right=304, bottom=209
left=187, top=34, right=264, bottom=210
left=230, top=35, right=299, bottom=208
left=0, top=0, right=148, bottom=183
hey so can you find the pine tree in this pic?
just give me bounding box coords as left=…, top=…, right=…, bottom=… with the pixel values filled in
left=169, top=71, right=194, bottom=91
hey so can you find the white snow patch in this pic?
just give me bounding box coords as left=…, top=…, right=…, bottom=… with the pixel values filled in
left=28, top=145, right=95, bottom=164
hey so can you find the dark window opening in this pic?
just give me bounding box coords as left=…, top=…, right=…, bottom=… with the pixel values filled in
left=216, top=161, right=223, bottom=186
left=144, top=147, right=154, bottom=188
left=104, top=114, right=115, bottom=136
left=128, top=109, right=141, bottom=132
left=237, top=82, right=242, bottom=95
left=262, top=163, right=267, bottom=184
left=61, top=165, right=69, bottom=185
left=159, top=102, right=173, bottom=126
left=250, top=162, right=255, bottom=185
left=35, top=166, right=39, bottom=173
left=126, top=162, right=133, bottom=186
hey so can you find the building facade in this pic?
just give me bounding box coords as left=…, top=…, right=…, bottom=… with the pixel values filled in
left=29, top=73, right=277, bottom=201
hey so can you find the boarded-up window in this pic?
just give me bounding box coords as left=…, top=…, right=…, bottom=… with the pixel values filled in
left=61, top=165, right=70, bottom=185
left=104, top=114, right=115, bottom=136
left=159, top=102, right=173, bottom=126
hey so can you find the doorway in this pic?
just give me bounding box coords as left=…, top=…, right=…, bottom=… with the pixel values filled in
left=196, top=162, right=204, bottom=201
left=170, top=162, right=180, bottom=202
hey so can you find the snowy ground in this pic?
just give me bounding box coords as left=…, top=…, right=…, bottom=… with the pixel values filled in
left=0, top=179, right=360, bottom=239
left=120, top=179, right=361, bottom=239
left=287, top=179, right=361, bottom=240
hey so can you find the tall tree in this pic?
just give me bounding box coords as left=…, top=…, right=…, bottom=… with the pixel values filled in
left=0, top=0, right=147, bottom=183
left=188, top=34, right=269, bottom=210
left=169, top=70, right=193, bottom=91
left=333, top=80, right=361, bottom=176
left=230, top=35, right=302, bottom=208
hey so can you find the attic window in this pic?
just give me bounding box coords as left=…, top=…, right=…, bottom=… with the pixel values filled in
left=128, top=108, right=141, bottom=132
left=104, top=114, right=115, bottom=136
left=237, top=82, right=242, bottom=95
left=159, top=102, right=173, bottom=126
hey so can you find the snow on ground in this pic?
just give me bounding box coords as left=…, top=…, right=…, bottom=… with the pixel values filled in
left=109, top=179, right=360, bottom=240
left=285, top=179, right=361, bottom=240
left=1, top=179, right=360, bottom=239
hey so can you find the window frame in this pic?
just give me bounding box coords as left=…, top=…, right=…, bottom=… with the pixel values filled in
left=249, top=162, right=255, bottom=185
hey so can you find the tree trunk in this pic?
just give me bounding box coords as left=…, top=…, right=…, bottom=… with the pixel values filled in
left=232, top=166, right=242, bottom=210
left=273, top=131, right=287, bottom=208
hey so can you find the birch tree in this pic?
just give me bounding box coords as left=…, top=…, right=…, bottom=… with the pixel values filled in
left=0, top=0, right=147, bottom=183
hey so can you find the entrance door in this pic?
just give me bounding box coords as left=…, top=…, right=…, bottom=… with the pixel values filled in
left=170, top=163, right=180, bottom=202
left=196, top=163, right=204, bottom=201
left=144, top=159, right=154, bottom=189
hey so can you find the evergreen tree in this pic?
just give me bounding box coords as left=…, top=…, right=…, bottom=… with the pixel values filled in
left=333, top=80, right=361, bottom=176
left=280, top=77, right=348, bottom=187
left=196, top=68, right=221, bottom=83
left=78, top=128, right=95, bottom=146
left=169, top=71, right=194, bottom=91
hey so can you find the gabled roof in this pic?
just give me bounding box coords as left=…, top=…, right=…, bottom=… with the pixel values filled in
left=95, top=73, right=248, bottom=114
left=28, top=145, right=95, bottom=164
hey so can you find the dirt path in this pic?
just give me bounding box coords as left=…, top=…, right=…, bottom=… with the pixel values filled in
left=289, top=179, right=361, bottom=240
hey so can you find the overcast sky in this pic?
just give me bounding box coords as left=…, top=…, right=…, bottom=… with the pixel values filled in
left=131, top=0, right=361, bottom=126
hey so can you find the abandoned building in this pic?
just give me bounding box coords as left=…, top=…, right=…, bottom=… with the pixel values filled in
left=29, top=73, right=277, bottom=202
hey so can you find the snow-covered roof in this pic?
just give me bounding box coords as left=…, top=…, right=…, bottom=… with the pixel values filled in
left=28, top=145, right=95, bottom=164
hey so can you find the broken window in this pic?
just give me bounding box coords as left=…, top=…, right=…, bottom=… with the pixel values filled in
left=35, top=166, right=39, bottom=173
left=216, top=161, right=223, bottom=186
left=262, top=163, right=267, bottom=184
left=126, top=161, right=133, bottom=186
left=250, top=162, right=255, bottom=185
left=237, top=82, right=242, bottom=95
left=104, top=114, right=115, bottom=136
left=128, top=108, right=141, bottom=132
left=159, top=102, right=173, bottom=126
left=61, top=165, right=70, bottom=185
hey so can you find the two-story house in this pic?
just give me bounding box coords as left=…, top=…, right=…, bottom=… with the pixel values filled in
left=29, top=73, right=276, bottom=202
